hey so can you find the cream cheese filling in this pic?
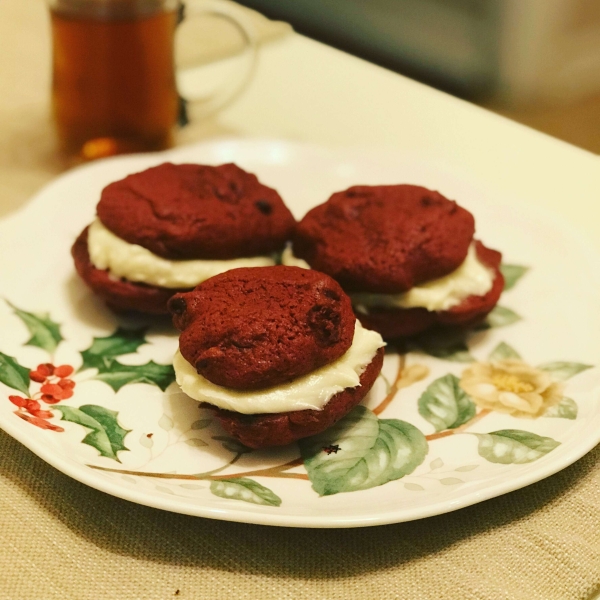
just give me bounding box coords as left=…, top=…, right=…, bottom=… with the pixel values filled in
left=282, top=243, right=494, bottom=312
left=87, top=219, right=277, bottom=289
left=281, top=246, right=311, bottom=269
left=172, top=320, right=385, bottom=414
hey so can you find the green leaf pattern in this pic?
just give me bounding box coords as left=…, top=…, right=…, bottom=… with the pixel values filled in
left=489, top=342, right=522, bottom=361
left=440, top=477, right=463, bottom=485
left=300, top=406, right=428, bottom=496
left=480, top=306, right=522, bottom=329
left=429, top=458, right=444, bottom=470
left=185, top=438, right=208, bottom=447
left=474, top=430, right=560, bottom=464
left=210, top=478, right=282, bottom=506
left=544, top=397, right=578, bottom=420
left=0, top=351, right=30, bottom=395
left=93, top=360, right=175, bottom=392
left=80, top=328, right=174, bottom=391
left=415, top=340, right=474, bottom=363
left=538, top=362, right=593, bottom=381
left=54, top=405, right=130, bottom=462
left=418, top=374, right=476, bottom=432
left=404, top=482, right=424, bottom=491
left=411, top=329, right=474, bottom=363
left=80, top=328, right=148, bottom=371
left=7, top=301, right=63, bottom=354
left=500, top=264, right=529, bottom=291
left=211, top=436, right=251, bottom=454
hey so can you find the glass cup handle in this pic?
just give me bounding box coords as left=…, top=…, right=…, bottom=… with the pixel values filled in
left=176, top=0, right=258, bottom=121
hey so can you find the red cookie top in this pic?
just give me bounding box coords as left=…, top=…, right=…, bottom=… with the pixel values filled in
left=292, top=185, right=475, bottom=293
left=169, top=266, right=356, bottom=390
left=97, top=163, right=296, bottom=260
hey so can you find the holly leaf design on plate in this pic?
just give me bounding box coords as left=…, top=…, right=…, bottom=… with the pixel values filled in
left=54, top=404, right=130, bottom=462
left=0, top=351, right=30, bottom=395
left=537, top=362, right=593, bottom=381
left=418, top=374, right=476, bottom=431
left=500, top=264, right=529, bottom=291
left=544, top=397, right=578, bottom=420
left=476, top=306, right=521, bottom=330
left=7, top=301, right=62, bottom=354
left=80, top=327, right=148, bottom=371
left=488, top=341, right=522, bottom=361
left=473, top=429, right=560, bottom=464
left=210, top=478, right=282, bottom=506
left=80, top=328, right=174, bottom=391
left=93, top=360, right=175, bottom=392
left=299, top=406, right=428, bottom=496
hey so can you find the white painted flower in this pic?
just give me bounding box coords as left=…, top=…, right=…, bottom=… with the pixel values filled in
left=459, top=359, right=564, bottom=418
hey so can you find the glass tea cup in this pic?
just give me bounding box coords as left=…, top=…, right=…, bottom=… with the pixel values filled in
left=48, top=0, right=257, bottom=161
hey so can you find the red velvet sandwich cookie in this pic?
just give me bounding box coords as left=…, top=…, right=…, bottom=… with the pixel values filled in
left=72, top=162, right=296, bottom=314
left=285, top=184, right=504, bottom=339
left=168, top=266, right=385, bottom=449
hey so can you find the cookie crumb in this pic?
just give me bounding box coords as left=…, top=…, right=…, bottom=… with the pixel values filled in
left=323, top=444, right=341, bottom=454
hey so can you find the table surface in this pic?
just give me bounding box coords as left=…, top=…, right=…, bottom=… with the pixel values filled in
left=1, top=1, right=600, bottom=599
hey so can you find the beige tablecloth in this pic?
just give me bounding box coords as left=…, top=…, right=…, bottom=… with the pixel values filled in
left=2, top=429, right=599, bottom=599
left=1, top=2, right=600, bottom=599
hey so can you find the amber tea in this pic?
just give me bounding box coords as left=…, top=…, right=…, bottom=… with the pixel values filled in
left=51, top=2, right=180, bottom=160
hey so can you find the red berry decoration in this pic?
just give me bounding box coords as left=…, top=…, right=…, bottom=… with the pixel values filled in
left=40, top=383, right=62, bottom=398
left=29, top=409, right=54, bottom=419
left=58, top=378, right=76, bottom=390
left=15, top=412, right=64, bottom=432
left=10, top=361, right=76, bottom=433
left=37, top=363, right=55, bottom=378
left=9, top=395, right=28, bottom=408
left=54, top=365, right=74, bottom=378
left=41, top=394, right=62, bottom=405
left=25, top=399, right=41, bottom=413
left=29, top=370, right=46, bottom=383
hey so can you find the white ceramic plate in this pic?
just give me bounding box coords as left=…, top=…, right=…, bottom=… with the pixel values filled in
left=0, top=138, right=599, bottom=528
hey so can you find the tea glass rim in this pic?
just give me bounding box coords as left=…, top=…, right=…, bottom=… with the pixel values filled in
left=48, top=0, right=181, bottom=18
